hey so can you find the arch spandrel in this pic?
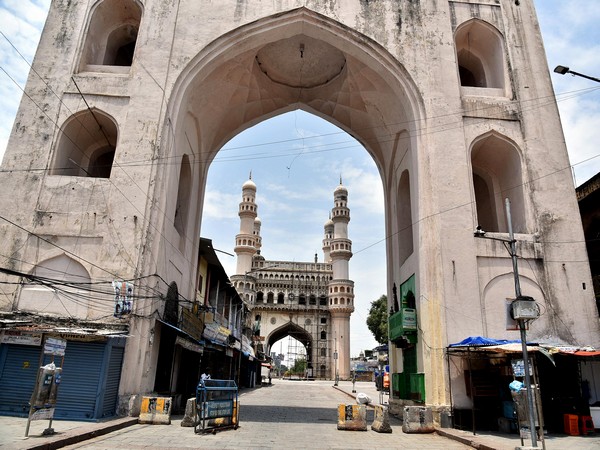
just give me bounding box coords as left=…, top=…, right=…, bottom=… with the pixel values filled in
left=265, top=320, right=313, bottom=356
left=166, top=7, right=424, bottom=176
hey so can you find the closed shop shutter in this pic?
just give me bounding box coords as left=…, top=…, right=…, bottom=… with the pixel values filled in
left=54, top=341, right=105, bottom=420
left=102, top=346, right=124, bottom=417
left=0, top=345, right=41, bottom=416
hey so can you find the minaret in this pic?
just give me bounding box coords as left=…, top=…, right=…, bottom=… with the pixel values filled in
left=322, top=214, right=334, bottom=263
left=327, top=178, right=354, bottom=380
left=234, top=174, right=258, bottom=276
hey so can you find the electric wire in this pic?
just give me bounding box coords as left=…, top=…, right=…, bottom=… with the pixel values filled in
left=1, top=25, right=599, bottom=331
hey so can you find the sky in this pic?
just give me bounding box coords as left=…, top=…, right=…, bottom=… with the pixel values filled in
left=0, top=1, right=599, bottom=359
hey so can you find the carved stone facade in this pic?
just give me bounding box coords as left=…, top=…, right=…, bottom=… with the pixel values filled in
left=231, top=177, right=354, bottom=380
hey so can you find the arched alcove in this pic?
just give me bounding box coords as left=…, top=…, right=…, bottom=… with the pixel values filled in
left=51, top=109, right=117, bottom=178
left=455, top=19, right=507, bottom=92
left=397, top=169, right=414, bottom=265
left=20, top=254, right=92, bottom=316
left=471, top=132, right=527, bottom=233
left=174, top=154, right=192, bottom=245
left=78, top=0, right=142, bottom=72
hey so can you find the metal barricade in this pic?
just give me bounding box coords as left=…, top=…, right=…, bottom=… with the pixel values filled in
left=195, top=379, right=238, bottom=434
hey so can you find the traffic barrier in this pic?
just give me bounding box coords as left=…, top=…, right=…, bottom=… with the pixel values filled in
left=371, top=404, right=392, bottom=433
left=337, top=404, right=367, bottom=431
left=139, top=396, right=172, bottom=425
left=180, top=397, right=197, bottom=427
left=402, top=406, right=434, bottom=433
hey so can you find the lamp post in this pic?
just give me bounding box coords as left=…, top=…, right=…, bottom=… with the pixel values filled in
left=334, top=337, right=339, bottom=386
left=554, top=65, right=600, bottom=83
left=474, top=198, right=539, bottom=448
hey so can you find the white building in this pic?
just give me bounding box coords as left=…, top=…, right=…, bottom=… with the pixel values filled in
left=231, top=176, right=354, bottom=380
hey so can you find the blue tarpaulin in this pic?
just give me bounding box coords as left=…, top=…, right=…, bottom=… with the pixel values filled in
left=448, top=336, right=522, bottom=347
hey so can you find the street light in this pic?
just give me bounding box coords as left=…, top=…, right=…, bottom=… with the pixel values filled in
left=474, top=198, right=540, bottom=448
left=334, top=337, right=339, bottom=386
left=554, top=65, right=600, bottom=83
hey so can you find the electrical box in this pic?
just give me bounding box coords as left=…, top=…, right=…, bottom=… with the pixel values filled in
left=511, top=297, right=539, bottom=320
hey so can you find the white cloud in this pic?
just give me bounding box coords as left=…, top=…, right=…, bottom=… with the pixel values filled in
left=202, top=189, right=239, bottom=220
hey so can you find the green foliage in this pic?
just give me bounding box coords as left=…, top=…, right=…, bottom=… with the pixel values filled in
left=290, top=357, right=307, bottom=374
left=366, top=294, right=389, bottom=344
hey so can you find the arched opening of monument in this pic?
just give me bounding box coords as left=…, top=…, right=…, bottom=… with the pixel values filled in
left=163, top=7, right=423, bottom=389
left=201, top=109, right=386, bottom=380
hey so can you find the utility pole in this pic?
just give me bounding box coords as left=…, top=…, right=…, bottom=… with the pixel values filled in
left=475, top=198, right=540, bottom=448
left=505, top=198, right=538, bottom=449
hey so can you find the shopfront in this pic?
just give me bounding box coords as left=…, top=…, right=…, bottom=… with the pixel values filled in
left=0, top=330, right=125, bottom=420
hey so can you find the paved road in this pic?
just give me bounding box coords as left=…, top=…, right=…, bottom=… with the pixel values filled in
left=59, top=380, right=470, bottom=450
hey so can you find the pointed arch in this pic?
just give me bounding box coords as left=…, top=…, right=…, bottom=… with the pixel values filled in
left=470, top=131, right=527, bottom=233
left=397, top=169, right=413, bottom=264
left=79, top=0, right=143, bottom=72
left=455, top=19, right=507, bottom=92
left=19, top=254, right=93, bottom=317
left=51, top=109, right=118, bottom=178
left=265, top=321, right=313, bottom=359
left=174, top=154, right=192, bottom=241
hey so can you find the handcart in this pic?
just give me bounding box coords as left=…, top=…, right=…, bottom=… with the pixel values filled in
left=195, top=379, right=238, bottom=434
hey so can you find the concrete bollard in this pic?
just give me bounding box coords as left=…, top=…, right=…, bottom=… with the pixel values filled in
left=337, top=404, right=367, bottom=431
left=371, top=404, right=392, bottom=433
left=138, top=396, right=172, bottom=425
left=402, top=406, right=434, bottom=433
left=180, top=397, right=197, bottom=427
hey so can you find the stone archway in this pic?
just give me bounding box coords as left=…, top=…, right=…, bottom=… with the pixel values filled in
left=153, top=5, right=424, bottom=315
left=137, top=4, right=434, bottom=403
left=266, top=321, right=314, bottom=377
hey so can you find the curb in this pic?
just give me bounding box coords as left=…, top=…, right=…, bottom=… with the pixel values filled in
left=12, top=417, right=139, bottom=450
left=435, top=428, right=504, bottom=450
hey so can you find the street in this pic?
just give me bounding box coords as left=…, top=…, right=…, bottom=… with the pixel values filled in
left=60, top=380, right=469, bottom=450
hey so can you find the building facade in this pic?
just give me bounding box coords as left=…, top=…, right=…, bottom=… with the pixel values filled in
left=0, top=0, right=597, bottom=422
left=230, top=177, right=354, bottom=380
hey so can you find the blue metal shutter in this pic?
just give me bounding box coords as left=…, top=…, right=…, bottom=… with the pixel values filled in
left=54, top=341, right=105, bottom=420
left=102, top=346, right=124, bottom=417
left=0, top=345, right=41, bottom=416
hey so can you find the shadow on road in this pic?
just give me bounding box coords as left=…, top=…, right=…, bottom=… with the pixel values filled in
left=239, top=405, right=377, bottom=424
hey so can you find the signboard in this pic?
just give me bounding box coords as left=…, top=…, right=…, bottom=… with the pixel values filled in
left=203, top=400, right=233, bottom=419
left=44, top=337, right=67, bottom=356
left=402, top=308, right=417, bottom=331
left=112, top=280, right=134, bottom=317
left=511, top=359, right=532, bottom=377
left=31, top=407, right=54, bottom=421
left=0, top=331, right=42, bottom=346
left=175, top=336, right=203, bottom=354
left=180, top=308, right=204, bottom=341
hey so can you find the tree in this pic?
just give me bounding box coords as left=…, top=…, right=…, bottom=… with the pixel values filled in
left=366, top=295, right=388, bottom=344
left=290, top=357, right=307, bottom=375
